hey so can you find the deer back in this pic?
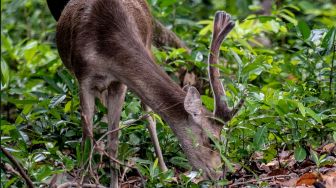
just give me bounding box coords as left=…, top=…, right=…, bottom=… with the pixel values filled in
left=56, top=0, right=153, bottom=79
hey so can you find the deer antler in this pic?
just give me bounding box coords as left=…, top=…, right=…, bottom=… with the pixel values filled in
left=208, top=11, right=245, bottom=122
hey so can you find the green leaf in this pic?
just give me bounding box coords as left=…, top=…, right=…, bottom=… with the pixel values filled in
left=42, top=75, right=64, bottom=93
left=159, top=0, right=177, bottom=6
left=278, top=13, right=298, bottom=25
left=285, top=5, right=300, bottom=11
left=65, top=130, right=76, bottom=137
left=231, top=49, right=243, bottom=67
left=230, top=49, right=243, bottom=80
left=170, top=157, right=191, bottom=170
left=64, top=101, right=72, bottom=113
left=76, top=144, right=81, bottom=166
left=294, top=146, right=306, bottom=162
left=322, top=27, right=335, bottom=55
left=15, top=104, right=33, bottom=124
left=135, top=163, right=149, bottom=176
left=199, top=24, right=212, bottom=36
left=325, top=122, right=336, bottom=129
left=4, top=176, right=18, bottom=188
left=82, top=138, right=92, bottom=165
left=333, top=132, right=336, bottom=142
left=311, top=150, right=319, bottom=165
left=237, top=38, right=254, bottom=52
left=0, top=124, right=16, bottom=135
left=220, top=154, right=234, bottom=172
left=1, top=57, right=10, bottom=88
left=277, top=99, right=293, bottom=114
left=129, top=134, right=140, bottom=145
left=281, top=9, right=295, bottom=18
left=4, top=97, right=38, bottom=105
left=253, top=126, right=268, bottom=150
left=305, top=107, right=322, bottom=124
left=242, top=59, right=266, bottom=81
left=23, top=40, right=38, bottom=62
left=298, top=21, right=311, bottom=40
left=58, top=69, right=75, bottom=94
left=50, top=109, right=61, bottom=120
left=95, top=98, right=107, bottom=114
left=49, top=94, right=66, bottom=108
left=296, top=102, right=306, bottom=117
left=201, top=95, right=214, bottom=111
left=264, top=148, right=277, bottom=162
left=150, top=158, right=159, bottom=176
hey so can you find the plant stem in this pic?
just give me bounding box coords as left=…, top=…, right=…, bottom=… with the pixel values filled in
left=0, top=146, right=34, bottom=188
left=329, top=39, right=335, bottom=100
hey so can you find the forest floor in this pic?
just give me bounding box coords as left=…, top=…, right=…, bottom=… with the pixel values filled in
left=118, top=142, right=336, bottom=188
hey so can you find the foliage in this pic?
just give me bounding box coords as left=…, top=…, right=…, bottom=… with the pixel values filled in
left=1, top=0, right=335, bottom=187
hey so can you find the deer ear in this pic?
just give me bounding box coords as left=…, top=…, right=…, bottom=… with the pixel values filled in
left=184, top=86, right=203, bottom=117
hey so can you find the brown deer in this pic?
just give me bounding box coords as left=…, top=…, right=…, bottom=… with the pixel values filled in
left=46, top=0, right=191, bottom=174
left=54, top=0, right=243, bottom=186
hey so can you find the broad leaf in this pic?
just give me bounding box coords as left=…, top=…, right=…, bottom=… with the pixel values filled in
left=294, top=146, right=306, bottom=162
left=253, top=126, right=268, bottom=150
left=322, top=27, right=335, bottom=55
left=298, top=21, right=311, bottom=40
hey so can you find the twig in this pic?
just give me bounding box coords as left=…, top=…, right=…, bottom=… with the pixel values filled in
left=102, top=150, right=146, bottom=187
left=102, top=150, right=133, bottom=169
left=120, top=165, right=130, bottom=182
left=57, top=182, right=107, bottom=188
left=0, top=162, right=20, bottom=176
left=229, top=174, right=292, bottom=187
left=96, top=112, right=151, bottom=143
left=0, top=146, right=34, bottom=188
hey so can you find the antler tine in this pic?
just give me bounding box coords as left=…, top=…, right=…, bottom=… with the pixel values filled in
left=208, top=11, right=235, bottom=121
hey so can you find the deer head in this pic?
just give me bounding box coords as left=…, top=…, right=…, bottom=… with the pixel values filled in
left=177, top=11, right=244, bottom=179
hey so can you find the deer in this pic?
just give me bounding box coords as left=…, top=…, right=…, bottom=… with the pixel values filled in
left=51, top=0, right=244, bottom=186
left=46, top=0, right=192, bottom=175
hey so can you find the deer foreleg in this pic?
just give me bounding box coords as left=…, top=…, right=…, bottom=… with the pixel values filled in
left=106, top=82, right=127, bottom=188
left=145, top=105, right=168, bottom=172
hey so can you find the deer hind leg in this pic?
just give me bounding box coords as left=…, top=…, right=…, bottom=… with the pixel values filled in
left=144, top=105, right=168, bottom=172
left=106, top=82, right=127, bottom=188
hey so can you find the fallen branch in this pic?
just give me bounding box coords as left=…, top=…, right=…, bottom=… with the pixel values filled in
left=229, top=174, right=292, bottom=187
left=57, top=182, right=107, bottom=188
left=0, top=146, right=34, bottom=188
